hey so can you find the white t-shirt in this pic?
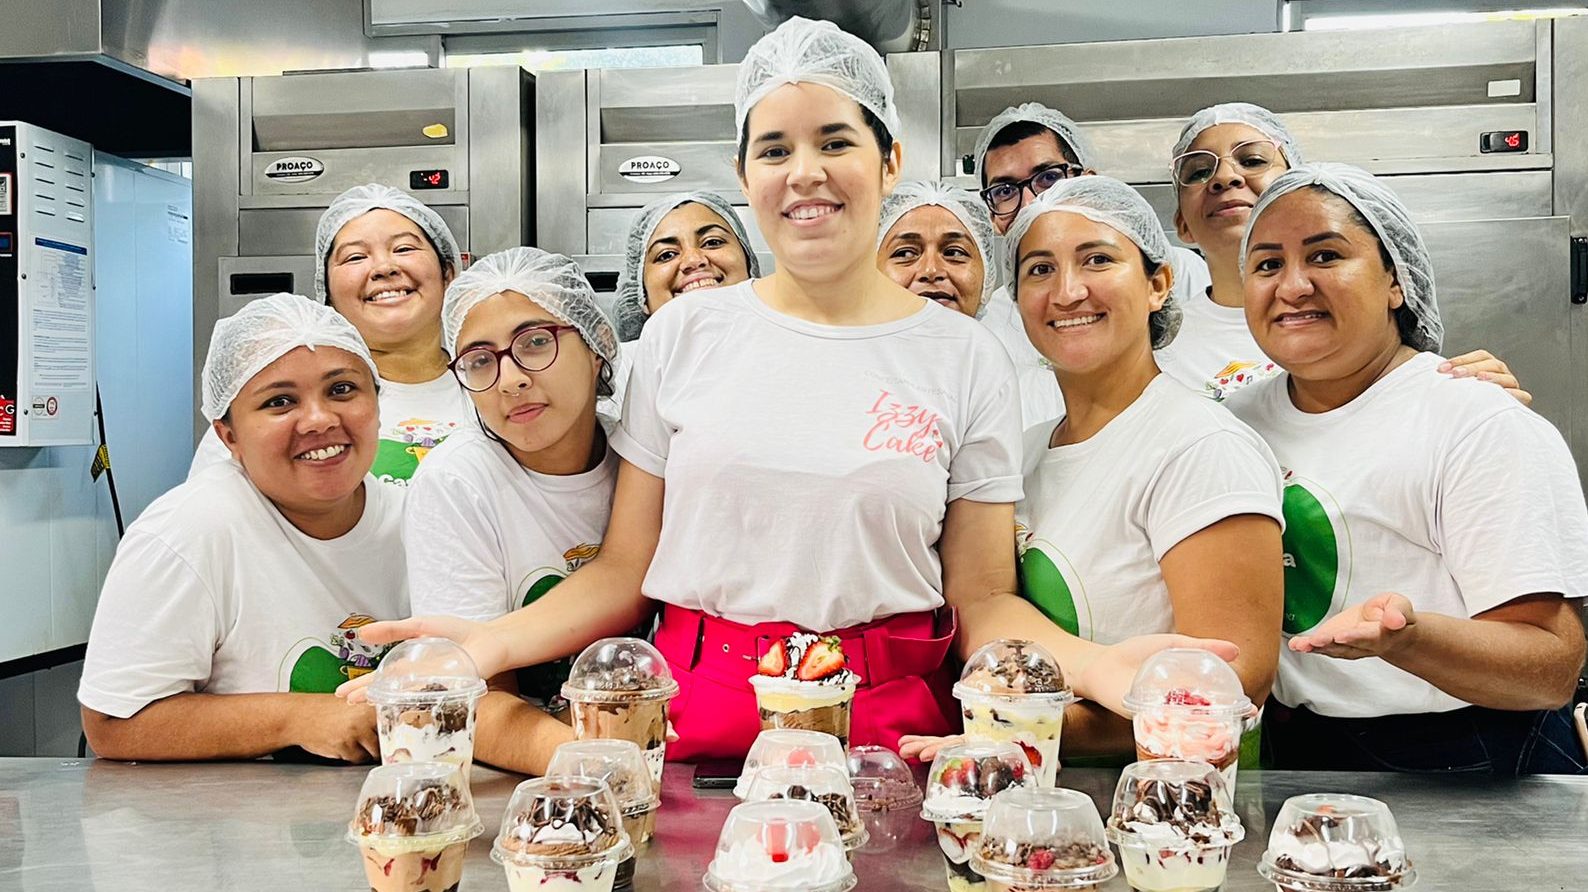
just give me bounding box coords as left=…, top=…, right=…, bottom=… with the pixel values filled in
left=188, top=371, right=474, bottom=487
left=1225, top=352, right=1588, bottom=718
left=614, top=279, right=1024, bottom=631
left=78, top=461, right=409, bottom=719
left=1154, top=285, right=1280, bottom=402
left=1016, top=375, right=1283, bottom=644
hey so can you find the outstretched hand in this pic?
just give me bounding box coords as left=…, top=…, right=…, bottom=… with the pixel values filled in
left=335, top=615, right=510, bottom=704
left=1288, top=592, right=1417, bottom=660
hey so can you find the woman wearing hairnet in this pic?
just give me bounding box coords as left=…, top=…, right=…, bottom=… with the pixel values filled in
left=613, top=190, right=761, bottom=342
left=1226, top=164, right=1588, bottom=775
left=189, top=183, right=472, bottom=485
left=345, top=17, right=1234, bottom=760
left=875, top=180, right=997, bottom=318
left=402, top=247, right=619, bottom=775
left=79, top=294, right=405, bottom=762
left=1160, top=103, right=1524, bottom=404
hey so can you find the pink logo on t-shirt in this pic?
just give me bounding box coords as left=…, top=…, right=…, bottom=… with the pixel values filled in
left=863, top=390, right=944, bottom=463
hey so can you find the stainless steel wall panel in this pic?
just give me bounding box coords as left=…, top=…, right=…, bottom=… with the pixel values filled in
left=1550, top=17, right=1588, bottom=482
left=535, top=71, right=589, bottom=256
left=467, top=65, right=533, bottom=253
left=586, top=205, right=769, bottom=256
left=237, top=206, right=470, bottom=257
left=248, top=146, right=467, bottom=196
left=191, top=76, right=241, bottom=434
left=889, top=51, right=941, bottom=181
left=596, top=143, right=739, bottom=194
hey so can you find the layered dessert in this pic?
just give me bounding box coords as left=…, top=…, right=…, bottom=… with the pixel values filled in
left=953, top=640, right=1074, bottom=787
left=1258, top=795, right=1415, bottom=892
left=547, top=739, right=659, bottom=889
left=703, top=800, right=855, bottom=892
left=735, top=729, right=849, bottom=799
left=492, top=777, right=633, bottom=892
left=921, top=742, right=1035, bottom=892
left=1107, top=760, right=1243, bottom=892
left=743, top=765, right=868, bottom=852
left=749, top=634, right=860, bottom=746
left=1123, top=650, right=1252, bottom=789
left=562, top=638, right=679, bottom=786
left=975, top=840, right=1116, bottom=892
left=970, top=787, right=1117, bottom=892
left=366, top=639, right=488, bottom=783
left=348, top=763, right=483, bottom=892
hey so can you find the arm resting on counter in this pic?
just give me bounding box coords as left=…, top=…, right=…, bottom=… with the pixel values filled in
left=82, top=692, right=378, bottom=763
left=472, top=673, right=575, bottom=776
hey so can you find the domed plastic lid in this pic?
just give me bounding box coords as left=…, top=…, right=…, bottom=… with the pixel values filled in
left=703, top=800, right=856, bottom=892
left=952, top=639, right=1073, bottom=703
left=347, top=762, right=482, bottom=846
left=1105, top=759, right=1243, bottom=850
left=970, top=787, right=1117, bottom=889
left=491, top=776, right=632, bottom=869
left=560, top=637, right=679, bottom=704
left=742, top=765, right=869, bottom=851
left=846, top=745, right=922, bottom=812
left=920, top=740, right=1034, bottom=822
left=365, top=637, right=487, bottom=706
left=1257, top=794, right=1415, bottom=891
left=735, top=729, right=848, bottom=799
left=1120, top=648, right=1251, bottom=717
left=547, top=739, right=658, bottom=814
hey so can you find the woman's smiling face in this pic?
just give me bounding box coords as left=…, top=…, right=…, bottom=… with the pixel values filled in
left=641, top=202, right=753, bottom=313
left=877, top=204, right=987, bottom=317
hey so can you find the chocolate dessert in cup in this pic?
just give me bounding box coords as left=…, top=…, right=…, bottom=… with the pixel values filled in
left=547, top=739, right=659, bottom=889
left=1257, top=794, right=1416, bottom=892
left=366, top=638, right=488, bottom=782
left=742, top=764, right=870, bottom=853
left=347, top=761, right=484, bottom=892
left=970, top=787, right=1118, bottom=892
left=749, top=634, right=860, bottom=745
left=492, top=777, right=633, bottom=892
left=735, top=729, right=849, bottom=799
left=1106, top=759, right=1244, bottom=892
left=953, top=639, right=1075, bottom=787
left=703, top=799, right=856, bottom=892
left=1122, top=649, right=1253, bottom=789
left=562, top=638, right=679, bottom=787
left=847, top=745, right=922, bottom=853
left=920, top=740, right=1036, bottom=892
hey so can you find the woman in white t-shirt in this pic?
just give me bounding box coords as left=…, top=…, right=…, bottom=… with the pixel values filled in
left=1228, top=163, right=1588, bottom=775
left=79, top=294, right=406, bottom=763
left=1003, top=176, right=1283, bottom=755
left=190, top=184, right=473, bottom=484
left=404, top=247, right=621, bottom=775
left=875, top=180, right=997, bottom=320
left=344, top=17, right=1234, bottom=760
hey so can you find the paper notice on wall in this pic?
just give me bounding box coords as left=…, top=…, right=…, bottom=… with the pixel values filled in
left=167, top=203, right=190, bottom=245
left=31, top=238, right=91, bottom=391
left=0, top=173, right=11, bottom=215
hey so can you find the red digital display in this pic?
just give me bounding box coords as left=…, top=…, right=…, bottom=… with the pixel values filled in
left=1480, top=131, right=1528, bottom=154
left=409, top=169, right=449, bottom=190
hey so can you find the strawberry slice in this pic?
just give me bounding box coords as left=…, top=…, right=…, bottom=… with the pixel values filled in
left=760, top=820, right=791, bottom=863
left=1018, top=741, right=1043, bottom=768
left=795, top=636, right=847, bottom=681
left=757, top=640, right=790, bottom=677
left=786, top=747, right=817, bottom=767
left=1164, top=688, right=1212, bottom=707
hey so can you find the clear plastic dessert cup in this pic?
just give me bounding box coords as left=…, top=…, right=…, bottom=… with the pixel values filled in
left=1122, top=649, right=1253, bottom=788
left=846, top=745, right=920, bottom=852
left=366, top=638, right=488, bottom=783
left=347, top=761, right=484, bottom=892
left=562, top=638, right=679, bottom=786
left=953, top=640, right=1075, bottom=787
left=748, top=675, right=858, bottom=746
left=1257, top=794, right=1416, bottom=892
left=971, top=787, right=1117, bottom=891
left=492, top=776, right=634, bottom=892
left=702, top=799, right=856, bottom=892
left=735, top=729, right=849, bottom=800
left=921, top=741, right=1037, bottom=892
left=742, top=764, right=869, bottom=853
left=547, top=739, right=659, bottom=889
left=1106, top=759, right=1244, bottom=892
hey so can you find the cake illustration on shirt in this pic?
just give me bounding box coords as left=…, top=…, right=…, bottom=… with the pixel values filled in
left=1204, top=360, right=1281, bottom=402
left=372, top=417, right=462, bottom=484
left=281, top=613, right=392, bottom=693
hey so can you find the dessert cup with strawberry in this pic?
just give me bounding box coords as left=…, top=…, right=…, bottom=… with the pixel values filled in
left=742, top=764, right=869, bottom=853
left=546, top=739, right=659, bottom=889
left=1122, top=649, right=1253, bottom=789
left=921, top=741, right=1036, bottom=892
left=953, top=640, right=1075, bottom=787
left=347, top=761, right=484, bottom=892
left=735, top=729, right=849, bottom=799
left=491, top=777, right=633, bottom=892
left=749, top=634, right=860, bottom=746
left=970, top=787, right=1118, bottom=891
left=703, top=800, right=856, bottom=892
left=562, top=638, right=679, bottom=787
left=366, top=638, right=489, bottom=783
left=1105, top=759, right=1244, bottom=892
left=1257, top=794, right=1416, bottom=892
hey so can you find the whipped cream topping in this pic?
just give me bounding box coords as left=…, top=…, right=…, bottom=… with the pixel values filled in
left=922, top=792, right=990, bottom=822
left=1270, top=834, right=1404, bottom=876
left=708, top=836, right=850, bottom=887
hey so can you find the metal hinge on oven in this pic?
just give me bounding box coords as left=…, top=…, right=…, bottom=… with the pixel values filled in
left=1573, top=236, right=1587, bottom=305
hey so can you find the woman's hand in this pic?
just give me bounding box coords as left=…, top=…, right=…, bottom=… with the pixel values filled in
left=335, top=615, right=511, bottom=703
left=898, top=734, right=965, bottom=763
left=1439, top=350, right=1530, bottom=406
left=1288, top=592, right=1417, bottom=659
left=1076, top=634, right=1240, bottom=716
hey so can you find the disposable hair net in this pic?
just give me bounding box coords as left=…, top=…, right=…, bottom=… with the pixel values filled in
left=314, top=183, right=462, bottom=303
left=734, top=16, right=900, bottom=145
left=1241, top=162, right=1441, bottom=353
left=442, top=247, right=619, bottom=369
left=1003, top=175, right=1183, bottom=349
left=1171, top=102, right=1304, bottom=167
left=972, top=102, right=1099, bottom=182
left=201, top=292, right=378, bottom=421
left=613, top=191, right=762, bottom=341
left=876, top=180, right=999, bottom=318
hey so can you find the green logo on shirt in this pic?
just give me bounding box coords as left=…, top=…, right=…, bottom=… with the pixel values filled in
left=281, top=614, right=391, bottom=693
left=1017, top=534, right=1085, bottom=638
left=370, top=418, right=461, bottom=484
left=1279, top=474, right=1349, bottom=634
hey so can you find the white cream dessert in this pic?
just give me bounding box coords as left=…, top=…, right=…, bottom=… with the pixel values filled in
left=751, top=634, right=860, bottom=746
left=708, top=835, right=851, bottom=888
left=1108, top=772, right=1242, bottom=892
left=493, top=781, right=631, bottom=892
left=954, top=641, right=1073, bottom=787
left=922, top=745, right=1034, bottom=892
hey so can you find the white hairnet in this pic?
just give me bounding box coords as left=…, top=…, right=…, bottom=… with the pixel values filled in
left=315, top=183, right=462, bottom=303
left=972, top=102, right=1099, bottom=183
left=1241, top=162, right=1441, bottom=353
left=734, top=16, right=899, bottom=147
left=614, top=191, right=762, bottom=342
left=877, top=180, right=999, bottom=319
left=1003, top=175, right=1182, bottom=349
left=442, top=247, right=619, bottom=369
left=201, top=293, right=378, bottom=422
left=1170, top=102, right=1304, bottom=168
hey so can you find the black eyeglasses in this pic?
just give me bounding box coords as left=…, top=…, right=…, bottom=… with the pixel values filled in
left=980, top=164, right=1086, bottom=218
left=450, top=325, right=579, bottom=392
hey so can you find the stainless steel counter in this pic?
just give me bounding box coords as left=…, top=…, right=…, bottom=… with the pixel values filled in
left=0, top=758, right=1583, bottom=890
